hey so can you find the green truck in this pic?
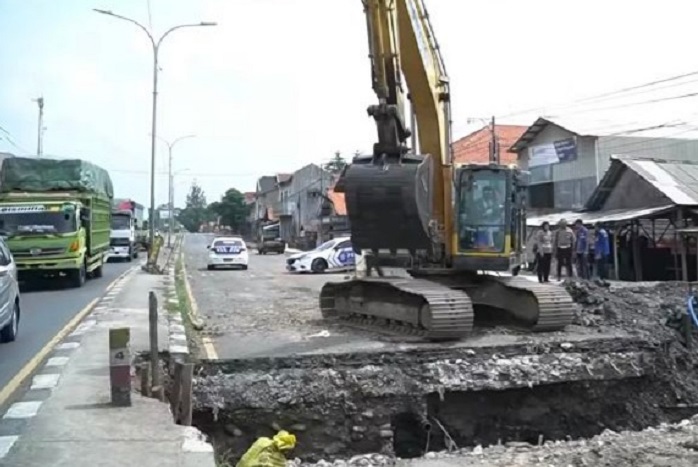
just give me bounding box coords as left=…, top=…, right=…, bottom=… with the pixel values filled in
left=0, top=157, right=113, bottom=287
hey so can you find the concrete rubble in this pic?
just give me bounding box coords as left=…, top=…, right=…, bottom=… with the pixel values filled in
left=292, top=414, right=698, bottom=466
left=188, top=278, right=698, bottom=465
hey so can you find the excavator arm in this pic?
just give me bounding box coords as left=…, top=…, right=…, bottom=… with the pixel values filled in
left=320, top=1, right=575, bottom=341
left=339, top=0, right=453, bottom=262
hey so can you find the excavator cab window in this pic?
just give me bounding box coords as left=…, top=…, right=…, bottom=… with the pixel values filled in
left=457, top=169, right=509, bottom=253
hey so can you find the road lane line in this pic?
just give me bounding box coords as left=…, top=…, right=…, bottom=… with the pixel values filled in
left=0, top=268, right=133, bottom=408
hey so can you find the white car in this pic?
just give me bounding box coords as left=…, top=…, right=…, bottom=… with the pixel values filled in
left=0, top=237, right=19, bottom=343
left=286, top=237, right=355, bottom=273
left=207, top=236, right=249, bottom=270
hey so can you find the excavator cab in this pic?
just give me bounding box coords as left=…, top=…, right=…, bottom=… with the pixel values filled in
left=452, top=164, right=528, bottom=274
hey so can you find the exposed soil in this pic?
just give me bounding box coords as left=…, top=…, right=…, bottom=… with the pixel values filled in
left=185, top=279, right=698, bottom=466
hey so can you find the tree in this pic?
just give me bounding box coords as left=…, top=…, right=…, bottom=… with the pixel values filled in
left=208, top=188, right=248, bottom=232
left=177, top=181, right=210, bottom=232
left=323, top=151, right=347, bottom=174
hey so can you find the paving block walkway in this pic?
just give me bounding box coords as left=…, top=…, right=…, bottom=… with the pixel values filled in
left=0, top=267, right=215, bottom=467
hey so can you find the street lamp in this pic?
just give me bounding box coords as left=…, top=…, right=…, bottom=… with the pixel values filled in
left=156, top=135, right=195, bottom=247
left=93, top=8, right=216, bottom=249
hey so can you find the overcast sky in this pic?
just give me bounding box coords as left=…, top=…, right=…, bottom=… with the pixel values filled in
left=2, top=0, right=698, bottom=207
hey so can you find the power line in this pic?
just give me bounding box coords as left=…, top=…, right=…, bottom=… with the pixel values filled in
left=498, top=69, right=698, bottom=119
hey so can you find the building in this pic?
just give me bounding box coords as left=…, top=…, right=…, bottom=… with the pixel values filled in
left=451, top=125, right=526, bottom=165
left=528, top=155, right=698, bottom=282
left=510, top=117, right=698, bottom=212
left=318, top=183, right=349, bottom=240
left=280, top=164, right=335, bottom=248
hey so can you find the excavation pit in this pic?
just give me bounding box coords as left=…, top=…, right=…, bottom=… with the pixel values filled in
left=183, top=331, right=698, bottom=465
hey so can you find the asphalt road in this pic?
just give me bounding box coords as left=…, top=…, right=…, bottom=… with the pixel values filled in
left=0, top=259, right=133, bottom=396
left=183, top=233, right=374, bottom=359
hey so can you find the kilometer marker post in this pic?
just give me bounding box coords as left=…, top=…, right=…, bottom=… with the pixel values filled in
left=109, top=327, right=132, bottom=406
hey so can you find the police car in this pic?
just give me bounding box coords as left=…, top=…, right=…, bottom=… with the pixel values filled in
left=286, top=236, right=355, bottom=273
left=207, top=236, right=249, bottom=270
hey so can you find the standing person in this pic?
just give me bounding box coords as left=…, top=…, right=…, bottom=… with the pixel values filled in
left=587, top=224, right=597, bottom=278
left=595, top=222, right=611, bottom=279
left=574, top=219, right=590, bottom=279
left=554, top=219, right=575, bottom=281
left=535, top=221, right=553, bottom=282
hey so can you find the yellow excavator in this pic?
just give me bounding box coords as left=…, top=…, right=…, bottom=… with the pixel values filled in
left=319, top=0, right=574, bottom=340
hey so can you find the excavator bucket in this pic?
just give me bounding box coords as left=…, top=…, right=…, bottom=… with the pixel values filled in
left=339, top=155, right=434, bottom=255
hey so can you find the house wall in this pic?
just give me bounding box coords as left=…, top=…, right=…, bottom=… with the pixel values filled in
left=518, top=124, right=698, bottom=212
left=288, top=164, right=334, bottom=239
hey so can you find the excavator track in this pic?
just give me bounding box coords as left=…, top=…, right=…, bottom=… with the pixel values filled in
left=454, top=275, right=575, bottom=332
left=320, top=277, right=474, bottom=340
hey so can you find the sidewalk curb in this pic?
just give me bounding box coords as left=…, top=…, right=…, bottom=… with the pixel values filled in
left=0, top=265, right=138, bottom=463
left=165, top=249, right=190, bottom=361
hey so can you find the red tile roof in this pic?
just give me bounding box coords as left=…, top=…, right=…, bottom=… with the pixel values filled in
left=328, top=186, right=346, bottom=216
left=452, top=125, right=527, bottom=165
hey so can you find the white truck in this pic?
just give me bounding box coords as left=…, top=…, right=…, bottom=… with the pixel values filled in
left=108, top=199, right=144, bottom=261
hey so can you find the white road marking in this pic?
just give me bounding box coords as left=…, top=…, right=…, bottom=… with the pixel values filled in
left=4, top=401, right=42, bottom=419
left=46, top=356, right=70, bottom=367
left=55, top=342, right=80, bottom=350
left=31, top=374, right=60, bottom=390
left=170, top=345, right=189, bottom=354
left=0, top=436, right=18, bottom=458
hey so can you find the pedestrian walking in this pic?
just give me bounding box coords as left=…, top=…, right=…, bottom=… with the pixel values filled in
left=574, top=219, right=590, bottom=279
left=554, top=219, right=575, bottom=281
left=595, top=222, right=611, bottom=279
left=535, top=221, right=553, bottom=282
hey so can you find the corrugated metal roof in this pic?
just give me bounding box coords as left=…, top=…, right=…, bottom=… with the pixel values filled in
left=616, top=156, right=698, bottom=205
left=527, top=204, right=674, bottom=227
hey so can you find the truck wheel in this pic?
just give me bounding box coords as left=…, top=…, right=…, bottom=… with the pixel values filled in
left=126, top=248, right=133, bottom=262
left=93, top=261, right=104, bottom=278
left=71, top=262, right=87, bottom=288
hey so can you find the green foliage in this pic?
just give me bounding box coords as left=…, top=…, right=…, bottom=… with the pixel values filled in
left=208, top=188, right=249, bottom=232
left=177, top=181, right=211, bottom=232
left=323, top=151, right=347, bottom=174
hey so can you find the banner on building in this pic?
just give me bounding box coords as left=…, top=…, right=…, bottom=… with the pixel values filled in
left=529, top=138, right=578, bottom=168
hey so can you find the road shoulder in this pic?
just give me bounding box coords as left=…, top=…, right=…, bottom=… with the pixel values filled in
left=0, top=267, right=215, bottom=466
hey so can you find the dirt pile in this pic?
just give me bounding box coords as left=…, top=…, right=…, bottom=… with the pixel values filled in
left=564, top=279, right=688, bottom=338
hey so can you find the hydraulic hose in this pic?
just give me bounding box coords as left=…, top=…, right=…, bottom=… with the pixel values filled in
left=686, top=295, right=698, bottom=329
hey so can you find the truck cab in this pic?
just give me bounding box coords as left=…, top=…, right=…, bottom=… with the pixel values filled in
left=0, top=196, right=107, bottom=287
left=108, top=209, right=138, bottom=261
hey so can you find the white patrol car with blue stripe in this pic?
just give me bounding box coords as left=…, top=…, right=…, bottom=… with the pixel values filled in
left=207, top=236, right=249, bottom=270
left=286, top=236, right=355, bottom=273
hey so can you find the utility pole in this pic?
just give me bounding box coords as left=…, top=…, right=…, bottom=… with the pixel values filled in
left=94, top=9, right=216, bottom=249
left=34, top=97, right=44, bottom=157
left=489, top=115, right=499, bottom=164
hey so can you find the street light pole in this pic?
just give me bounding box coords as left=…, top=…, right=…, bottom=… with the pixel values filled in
left=93, top=9, right=216, bottom=249
left=156, top=135, right=195, bottom=247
